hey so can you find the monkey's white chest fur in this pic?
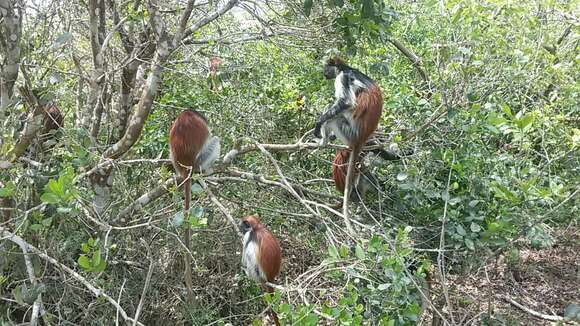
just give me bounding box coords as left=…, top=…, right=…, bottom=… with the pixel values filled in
left=242, top=232, right=266, bottom=282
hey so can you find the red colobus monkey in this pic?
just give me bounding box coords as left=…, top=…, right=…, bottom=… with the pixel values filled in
left=39, top=104, right=63, bottom=145
left=169, top=110, right=221, bottom=178
left=208, top=56, right=222, bottom=91
left=42, top=105, right=64, bottom=131
left=168, top=110, right=220, bottom=300
left=313, top=57, right=383, bottom=150
left=240, top=215, right=282, bottom=326
left=332, top=149, right=378, bottom=201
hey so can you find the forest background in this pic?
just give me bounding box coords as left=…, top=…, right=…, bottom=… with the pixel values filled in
left=0, top=0, right=578, bottom=325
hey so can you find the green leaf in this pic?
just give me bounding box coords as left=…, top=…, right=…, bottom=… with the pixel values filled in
left=0, top=182, right=15, bottom=198
left=334, top=0, right=344, bottom=7
left=396, top=171, right=408, bottom=181
left=470, top=222, right=481, bottom=233
left=355, top=245, right=365, bottom=259
left=465, top=238, right=475, bottom=250
left=12, top=285, right=24, bottom=305
left=490, top=182, right=518, bottom=203
left=378, top=283, right=389, bottom=291
left=41, top=217, right=53, bottom=227
left=303, top=0, right=313, bottom=17
left=190, top=182, right=203, bottom=194
left=40, top=192, right=60, bottom=204
left=191, top=206, right=203, bottom=218
left=328, top=245, right=339, bottom=258
left=81, top=243, right=89, bottom=253
left=23, top=283, right=45, bottom=305
left=456, top=224, right=466, bottom=236
left=171, top=212, right=184, bottom=227
left=30, top=224, right=43, bottom=232
left=92, top=249, right=102, bottom=267
left=516, top=114, right=534, bottom=131
left=564, top=304, right=580, bottom=320
left=78, top=255, right=91, bottom=270
left=94, top=259, right=107, bottom=272
left=339, top=244, right=349, bottom=258
left=57, top=207, right=72, bottom=214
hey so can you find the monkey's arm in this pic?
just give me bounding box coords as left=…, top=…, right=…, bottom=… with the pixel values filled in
left=314, top=72, right=355, bottom=138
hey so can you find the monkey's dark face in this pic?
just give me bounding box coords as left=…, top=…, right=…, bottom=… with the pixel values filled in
left=240, top=220, right=252, bottom=234
left=240, top=215, right=261, bottom=234
left=324, top=64, right=339, bottom=80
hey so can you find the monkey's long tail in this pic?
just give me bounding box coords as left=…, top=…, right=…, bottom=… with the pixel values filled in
left=183, top=176, right=194, bottom=303
left=265, top=285, right=280, bottom=326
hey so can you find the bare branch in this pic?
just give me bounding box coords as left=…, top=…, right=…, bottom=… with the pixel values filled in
left=497, top=295, right=564, bottom=322
left=181, top=0, right=238, bottom=42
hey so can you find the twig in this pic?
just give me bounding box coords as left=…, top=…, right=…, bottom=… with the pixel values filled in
left=133, top=254, right=154, bottom=326
left=437, top=157, right=456, bottom=325
left=198, top=179, right=242, bottom=238
left=114, top=177, right=175, bottom=222
left=116, top=278, right=127, bottom=326
left=497, top=295, right=564, bottom=322
left=387, top=38, right=430, bottom=84
left=6, top=228, right=43, bottom=325
left=0, top=227, right=142, bottom=326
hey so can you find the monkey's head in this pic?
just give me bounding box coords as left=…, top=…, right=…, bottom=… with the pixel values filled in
left=240, top=215, right=262, bottom=234
left=324, top=56, right=346, bottom=79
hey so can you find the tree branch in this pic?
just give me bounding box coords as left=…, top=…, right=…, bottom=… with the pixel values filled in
left=0, top=226, right=143, bottom=326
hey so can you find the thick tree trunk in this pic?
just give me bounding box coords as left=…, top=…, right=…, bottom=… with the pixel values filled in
left=0, top=0, right=23, bottom=119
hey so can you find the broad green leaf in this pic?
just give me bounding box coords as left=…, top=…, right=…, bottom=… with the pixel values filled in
left=94, top=259, right=107, bottom=272
left=377, top=283, right=389, bottom=291
left=328, top=245, right=339, bottom=258
left=517, top=114, right=534, bottom=131
left=396, top=171, right=408, bottom=181
left=40, top=192, right=60, bottom=204
left=171, top=211, right=184, bottom=227
left=465, top=238, right=475, bottom=250
left=339, top=244, right=349, bottom=258
left=191, top=206, right=203, bottom=218
left=92, top=249, right=101, bottom=267
left=470, top=222, right=481, bottom=233
left=190, top=182, right=203, bottom=194
left=303, top=0, right=313, bottom=16
left=456, top=224, right=466, bottom=236
left=78, top=255, right=91, bottom=270
left=355, top=245, right=365, bottom=259
left=41, top=217, right=53, bottom=227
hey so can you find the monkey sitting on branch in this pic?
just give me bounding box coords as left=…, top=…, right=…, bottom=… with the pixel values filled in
left=313, top=57, right=384, bottom=232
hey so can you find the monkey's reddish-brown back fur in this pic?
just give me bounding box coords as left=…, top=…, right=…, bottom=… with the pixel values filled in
left=243, top=215, right=282, bottom=282
left=353, top=83, right=383, bottom=148
left=43, top=105, right=63, bottom=131
left=169, top=110, right=209, bottom=177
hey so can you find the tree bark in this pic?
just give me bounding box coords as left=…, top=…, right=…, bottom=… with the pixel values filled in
left=0, top=0, right=23, bottom=117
